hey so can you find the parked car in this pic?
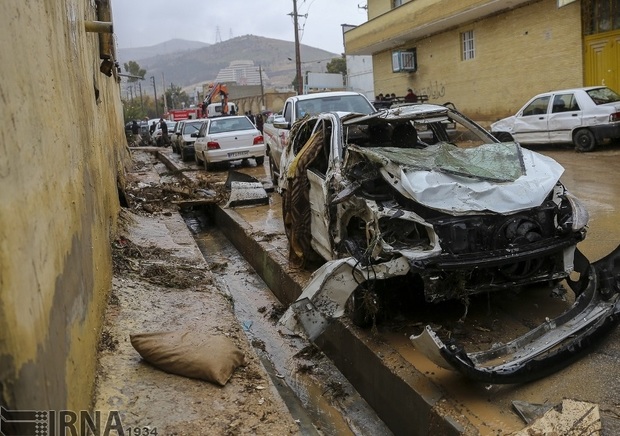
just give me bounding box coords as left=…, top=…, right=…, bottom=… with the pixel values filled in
left=278, top=103, right=620, bottom=383
left=151, top=120, right=177, bottom=147
left=264, top=91, right=376, bottom=184
left=172, top=119, right=204, bottom=161
left=491, top=86, right=620, bottom=152
left=193, top=115, right=265, bottom=170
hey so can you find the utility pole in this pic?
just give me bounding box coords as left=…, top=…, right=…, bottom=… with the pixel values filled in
left=138, top=81, right=144, bottom=111
left=162, top=73, right=168, bottom=115
left=290, top=0, right=303, bottom=95
left=151, top=76, right=159, bottom=116
left=259, top=65, right=265, bottom=110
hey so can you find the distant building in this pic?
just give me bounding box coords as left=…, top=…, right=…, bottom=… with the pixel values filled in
left=215, top=60, right=269, bottom=86
left=342, top=24, right=374, bottom=101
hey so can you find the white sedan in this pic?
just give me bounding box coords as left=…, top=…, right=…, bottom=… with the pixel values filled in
left=193, top=116, right=265, bottom=170
left=491, top=86, right=620, bottom=152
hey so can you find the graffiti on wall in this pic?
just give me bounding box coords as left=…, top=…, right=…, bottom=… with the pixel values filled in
left=415, top=81, right=446, bottom=100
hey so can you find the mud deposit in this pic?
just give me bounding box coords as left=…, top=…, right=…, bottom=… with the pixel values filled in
left=94, top=151, right=298, bottom=435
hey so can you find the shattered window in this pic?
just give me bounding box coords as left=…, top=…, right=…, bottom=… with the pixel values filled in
left=353, top=142, right=525, bottom=182
left=587, top=87, right=620, bottom=105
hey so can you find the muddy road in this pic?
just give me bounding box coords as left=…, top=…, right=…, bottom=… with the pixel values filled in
left=159, top=145, right=620, bottom=434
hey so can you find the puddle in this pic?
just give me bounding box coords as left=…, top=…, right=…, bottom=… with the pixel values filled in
left=183, top=209, right=392, bottom=436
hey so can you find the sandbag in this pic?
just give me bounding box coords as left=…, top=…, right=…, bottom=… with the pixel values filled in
left=130, top=330, right=245, bottom=386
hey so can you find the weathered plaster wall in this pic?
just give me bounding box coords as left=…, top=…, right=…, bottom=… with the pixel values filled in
left=371, top=0, right=582, bottom=122
left=0, top=1, right=127, bottom=411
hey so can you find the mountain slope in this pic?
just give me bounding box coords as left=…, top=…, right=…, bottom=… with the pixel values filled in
left=118, top=39, right=211, bottom=63
left=122, top=35, right=338, bottom=88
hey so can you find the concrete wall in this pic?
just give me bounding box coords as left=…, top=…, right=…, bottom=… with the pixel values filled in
left=370, top=0, right=583, bottom=122
left=0, top=1, right=127, bottom=411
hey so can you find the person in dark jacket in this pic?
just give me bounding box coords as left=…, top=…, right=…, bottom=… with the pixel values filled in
left=404, top=88, right=418, bottom=103
left=159, top=118, right=169, bottom=147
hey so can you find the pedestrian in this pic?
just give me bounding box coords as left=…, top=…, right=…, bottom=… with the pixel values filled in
left=149, top=121, right=157, bottom=134
left=131, top=120, right=139, bottom=135
left=404, top=88, right=418, bottom=103
left=159, top=118, right=168, bottom=147
left=130, top=120, right=142, bottom=146
left=247, top=110, right=255, bottom=124
left=255, top=113, right=264, bottom=133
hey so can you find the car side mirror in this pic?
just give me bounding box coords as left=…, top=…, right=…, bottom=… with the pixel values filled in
left=273, top=116, right=290, bottom=130
left=191, top=133, right=198, bottom=138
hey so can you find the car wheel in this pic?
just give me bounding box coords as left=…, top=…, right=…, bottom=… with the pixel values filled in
left=268, top=153, right=278, bottom=185
left=281, top=190, right=291, bottom=240
left=255, top=156, right=265, bottom=166
left=574, top=129, right=596, bottom=152
left=203, top=154, right=214, bottom=171
left=494, top=132, right=514, bottom=142
left=345, top=286, right=380, bottom=328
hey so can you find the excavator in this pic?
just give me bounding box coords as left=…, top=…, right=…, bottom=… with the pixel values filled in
left=203, top=82, right=230, bottom=116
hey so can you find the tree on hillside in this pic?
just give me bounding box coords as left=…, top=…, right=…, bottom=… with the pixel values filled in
left=165, top=84, right=190, bottom=109
left=326, top=56, right=346, bottom=76
left=123, top=61, right=146, bottom=82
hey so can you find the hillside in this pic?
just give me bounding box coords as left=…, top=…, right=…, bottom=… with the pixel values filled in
left=119, top=35, right=339, bottom=88
left=118, top=39, right=210, bottom=62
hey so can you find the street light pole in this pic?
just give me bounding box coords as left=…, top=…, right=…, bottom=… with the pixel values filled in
left=151, top=76, right=159, bottom=116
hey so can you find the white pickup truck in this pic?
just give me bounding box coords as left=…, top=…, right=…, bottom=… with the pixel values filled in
left=263, top=91, right=376, bottom=184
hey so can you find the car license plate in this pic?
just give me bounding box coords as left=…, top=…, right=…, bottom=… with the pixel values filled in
left=228, top=151, right=249, bottom=157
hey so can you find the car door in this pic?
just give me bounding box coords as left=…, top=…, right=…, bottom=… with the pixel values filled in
left=547, top=92, right=582, bottom=143
left=512, top=95, right=551, bottom=143
left=194, top=121, right=209, bottom=155
left=306, top=118, right=333, bottom=260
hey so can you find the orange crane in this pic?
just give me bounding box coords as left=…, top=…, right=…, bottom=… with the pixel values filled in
left=203, top=83, right=230, bottom=115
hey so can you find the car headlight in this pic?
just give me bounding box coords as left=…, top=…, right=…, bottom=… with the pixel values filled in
left=565, top=191, right=589, bottom=231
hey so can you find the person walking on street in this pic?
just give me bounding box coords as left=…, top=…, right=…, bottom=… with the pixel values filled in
left=159, top=118, right=169, bottom=147
left=255, top=113, right=264, bottom=133
left=130, top=120, right=142, bottom=147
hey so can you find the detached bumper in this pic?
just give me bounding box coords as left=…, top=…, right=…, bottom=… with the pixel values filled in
left=411, top=245, right=620, bottom=384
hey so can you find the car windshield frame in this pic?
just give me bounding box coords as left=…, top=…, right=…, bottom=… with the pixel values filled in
left=208, top=117, right=255, bottom=134
left=296, top=95, right=375, bottom=119
left=183, top=121, right=202, bottom=135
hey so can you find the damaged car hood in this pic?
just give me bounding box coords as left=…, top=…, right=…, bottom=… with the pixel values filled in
left=349, top=142, right=564, bottom=215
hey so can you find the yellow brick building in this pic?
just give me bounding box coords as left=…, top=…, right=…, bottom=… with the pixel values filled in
left=346, top=0, right=620, bottom=123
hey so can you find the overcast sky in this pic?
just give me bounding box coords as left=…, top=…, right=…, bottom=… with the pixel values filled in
left=111, top=0, right=368, bottom=54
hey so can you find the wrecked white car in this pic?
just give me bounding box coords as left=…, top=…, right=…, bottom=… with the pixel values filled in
left=279, top=104, right=620, bottom=384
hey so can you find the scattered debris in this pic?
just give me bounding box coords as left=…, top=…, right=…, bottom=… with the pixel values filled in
left=513, top=399, right=601, bottom=435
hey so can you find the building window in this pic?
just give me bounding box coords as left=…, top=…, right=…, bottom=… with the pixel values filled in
left=392, top=0, right=404, bottom=8
left=461, top=30, right=475, bottom=61
left=392, top=49, right=417, bottom=72
left=583, top=0, right=620, bottom=35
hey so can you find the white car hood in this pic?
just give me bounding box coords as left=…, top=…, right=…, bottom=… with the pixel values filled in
left=350, top=143, right=564, bottom=215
